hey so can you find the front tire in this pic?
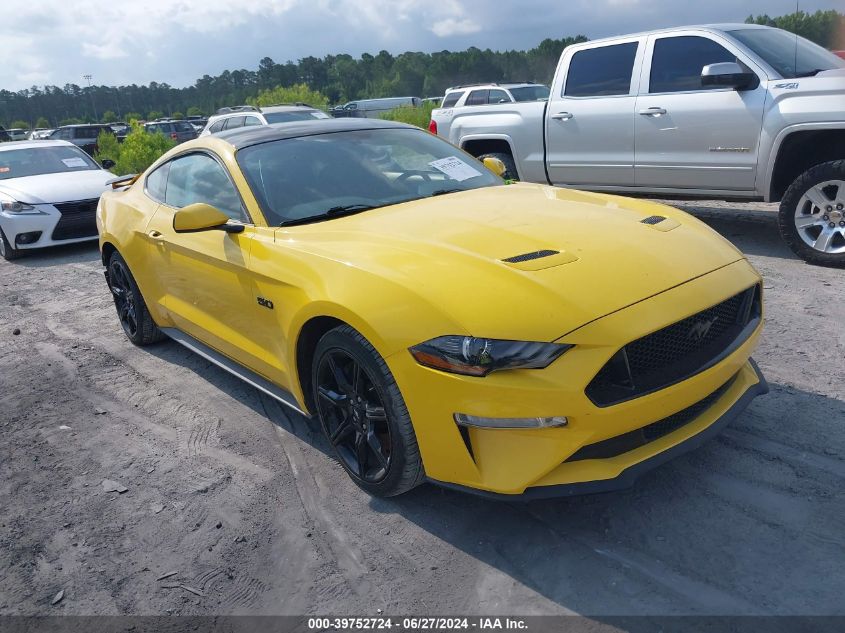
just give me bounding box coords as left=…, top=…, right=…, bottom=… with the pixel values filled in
left=778, top=160, right=845, bottom=267
left=312, top=325, right=425, bottom=497
left=107, top=251, right=165, bottom=346
left=0, top=227, right=21, bottom=261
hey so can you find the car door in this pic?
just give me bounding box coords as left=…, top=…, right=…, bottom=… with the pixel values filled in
left=143, top=151, right=266, bottom=369
left=634, top=32, right=767, bottom=191
left=545, top=38, right=644, bottom=187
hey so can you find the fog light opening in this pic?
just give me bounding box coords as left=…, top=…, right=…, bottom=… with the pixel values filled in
left=453, top=413, right=568, bottom=429
left=15, top=231, right=42, bottom=245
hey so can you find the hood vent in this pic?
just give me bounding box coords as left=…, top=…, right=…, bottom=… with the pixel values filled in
left=640, top=215, right=666, bottom=225
left=502, top=249, right=559, bottom=263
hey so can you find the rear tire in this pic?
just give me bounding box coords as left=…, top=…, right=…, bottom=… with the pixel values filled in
left=778, top=160, right=845, bottom=268
left=107, top=251, right=166, bottom=346
left=312, top=325, right=425, bottom=497
left=0, top=227, right=21, bottom=261
left=478, top=152, right=518, bottom=181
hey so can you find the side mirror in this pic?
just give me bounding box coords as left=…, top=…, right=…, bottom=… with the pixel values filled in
left=173, top=203, right=244, bottom=233
left=701, top=62, right=758, bottom=90
left=483, top=156, right=507, bottom=178
left=101, top=159, right=116, bottom=170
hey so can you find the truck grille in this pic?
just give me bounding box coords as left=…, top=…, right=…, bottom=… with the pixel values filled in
left=566, top=375, right=737, bottom=463
left=586, top=285, right=761, bottom=407
left=51, top=199, right=99, bottom=241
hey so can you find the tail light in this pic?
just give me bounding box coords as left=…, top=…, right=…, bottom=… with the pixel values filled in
left=428, top=119, right=437, bottom=135
left=171, top=133, right=178, bottom=140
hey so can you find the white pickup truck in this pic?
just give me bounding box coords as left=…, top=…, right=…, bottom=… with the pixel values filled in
left=430, top=24, right=845, bottom=266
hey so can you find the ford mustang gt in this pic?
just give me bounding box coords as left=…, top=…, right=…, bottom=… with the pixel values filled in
left=97, top=119, right=767, bottom=498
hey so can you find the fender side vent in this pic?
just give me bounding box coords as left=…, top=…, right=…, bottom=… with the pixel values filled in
left=641, top=215, right=667, bottom=225
left=502, top=249, right=559, bottom=263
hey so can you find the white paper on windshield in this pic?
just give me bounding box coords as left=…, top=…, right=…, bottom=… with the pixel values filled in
left=62, top=157, right=89, bottom=168
left=428, top=156, right=481, bottom=182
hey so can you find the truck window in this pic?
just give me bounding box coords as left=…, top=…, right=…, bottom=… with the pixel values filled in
left=488, top=89, right=511, bottom=104
left=441, top=92, right=464, bottom=108
left=465, top=90, right=489, bottom=106
left=564, top=42, right=639, bottom=97
left=650, top=36, right=737, bottom=93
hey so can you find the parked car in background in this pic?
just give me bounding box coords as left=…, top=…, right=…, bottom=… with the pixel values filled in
left=0, top=127, right=9, bottom=142
left=331, top=97, right=422, bottom=118
left=186, top=116, right=209, bottom=133
left=439, top=83, right=550, bottom=109
left=200, top=104, right=329, bottom=136
left=6, top=129, right=29, bottom=141
left=27, top=128, right=53, bottom=140
left=96, top=118, right=767, bottom=498
left=110, top=122, right=131, bottom=137
left=430, top=24, right=845, bottom=266
left=49, top=124, right=118, bottom=155
left=833, top=50, right=845, bottom=60
left=0, top=140, right=114, bottom=260
left=144, top=120, right=197, bottom=144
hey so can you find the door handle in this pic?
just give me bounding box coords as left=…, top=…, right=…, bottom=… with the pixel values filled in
left=551, top=111, right=574, bottom=120
left=639, top=107, right=667, bottom=116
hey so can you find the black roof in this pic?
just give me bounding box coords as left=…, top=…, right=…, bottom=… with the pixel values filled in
left=216, top=118, right=414, bottom=149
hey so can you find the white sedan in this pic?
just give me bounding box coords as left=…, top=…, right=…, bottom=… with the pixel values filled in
left=0, top=140, right=115, bottom=261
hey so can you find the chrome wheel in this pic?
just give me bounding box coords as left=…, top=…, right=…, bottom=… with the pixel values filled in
left=794, top=180, right=845, bottom=254
left=108, top=259, right=138, bottom=338
left=315, top=349, right=392, bottom=484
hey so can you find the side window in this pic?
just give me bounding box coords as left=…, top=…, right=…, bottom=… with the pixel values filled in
left=145, top=162, right=170, bottom=203
left=441, top=91, right=464, bottom=108
left=243, top=116, right=262, bottom=127
left=56, top=129, right=71, bottom=140
left=650, top=36, right=738, bottom=93
left=223, top=116, right=246, bottom=130
left=465, top=90, right=489, bottom=106
left=209, top=120, right=225, bottom=133
left=564, top=42, right=639, bottom=97
left=487, top=89, right=511, bottom=104
left=164, top=153, right=246, bottom=222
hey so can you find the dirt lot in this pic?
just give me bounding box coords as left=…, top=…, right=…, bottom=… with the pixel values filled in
left=1, top=201, right=843, bottom=618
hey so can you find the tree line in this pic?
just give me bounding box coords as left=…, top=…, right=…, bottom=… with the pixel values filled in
left=1, top=9, right=841, bottom=129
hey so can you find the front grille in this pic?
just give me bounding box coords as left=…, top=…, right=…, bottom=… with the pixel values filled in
left=565, top=375, right=737, bottom=463
left=586, top=285, right=761, bottom=407
left=502, top=249, right=559, bottom=263
left=51, top=199, right=99, bottom=240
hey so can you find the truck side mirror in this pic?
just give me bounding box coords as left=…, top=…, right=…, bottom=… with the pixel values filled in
left=701, top=62, right=758, bottom=91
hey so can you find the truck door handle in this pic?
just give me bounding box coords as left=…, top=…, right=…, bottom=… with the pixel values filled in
left=639, top=107, right=667, bottom=116
left=551, top=111, right=574, bottom=120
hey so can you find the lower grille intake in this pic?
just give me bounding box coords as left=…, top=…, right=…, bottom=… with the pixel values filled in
left=565, top=375, right=737, bottom=463
left=51, top=199, right=99, bottom=240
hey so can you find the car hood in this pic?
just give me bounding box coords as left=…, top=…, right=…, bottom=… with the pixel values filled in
left=278, top=184, right=745, bottom=341
left=0, top=170, right=112, bottom=204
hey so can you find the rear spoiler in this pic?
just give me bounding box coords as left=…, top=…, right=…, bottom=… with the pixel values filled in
left=106, top=174, right=140, bottom=190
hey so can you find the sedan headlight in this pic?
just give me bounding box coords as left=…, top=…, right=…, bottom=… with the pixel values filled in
left=0, top=194, right=37, bottom=214
left=409, top=336, right=572, bottom=377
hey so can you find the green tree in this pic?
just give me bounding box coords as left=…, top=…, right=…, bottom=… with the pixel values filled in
left=171, top=111, right=184, bottom=120
left=101, top=110, right=118, bottom=123
left=186, top=106, right=204, bottom=117
left=94, top=123, right=175, bottom=175
left=59, top=117, right=83, bottom=126
left=746, top=10, right=844, bottom=48
left=248, top=83, right=329, bottom=110
left=10, top=120, right=30, bottom=129
left=147, top=110, right=163, bottom=121
left=124, top=112, right=142, bottom=123
left=35, top=117, right=50, bottom=128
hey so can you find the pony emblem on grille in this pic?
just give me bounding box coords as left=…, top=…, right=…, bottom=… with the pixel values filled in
left=687, top=317, right=718, bottom=342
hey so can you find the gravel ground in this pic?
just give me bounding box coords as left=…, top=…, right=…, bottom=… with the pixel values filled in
left=0, top=200, right=843, bottom=617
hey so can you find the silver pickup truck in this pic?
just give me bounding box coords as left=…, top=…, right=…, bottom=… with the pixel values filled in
left=430, top=24, right=845, bottom=266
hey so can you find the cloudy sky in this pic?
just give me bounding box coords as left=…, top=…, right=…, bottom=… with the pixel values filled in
left=2, top=0, right=841, bottom=91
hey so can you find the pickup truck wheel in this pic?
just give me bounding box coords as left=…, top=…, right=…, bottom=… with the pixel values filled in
left=478, top=152, right=518, bottom=181
left=778, top=160, right=845, bottom=267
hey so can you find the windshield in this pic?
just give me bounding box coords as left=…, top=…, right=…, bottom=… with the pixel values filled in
left=264, top=110, right=331, bottom=124
left=0, top=145, right=99, bottom=180
left=729, top=28, right=845, bottom=78
left=509, top=85, right=551, bottom=101
left=237, top=127, right=501, bottom=226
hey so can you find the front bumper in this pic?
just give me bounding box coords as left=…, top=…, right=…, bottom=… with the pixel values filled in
left=387, top=259, right=766, bottom=496
left=0, top=204, right=97, bottom=251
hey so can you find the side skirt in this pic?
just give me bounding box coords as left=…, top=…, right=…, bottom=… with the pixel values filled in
left=160, top=327, right=309, bottom=417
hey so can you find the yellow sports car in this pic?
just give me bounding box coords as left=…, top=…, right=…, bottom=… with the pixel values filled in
left=97, top=119, right=767, bottom=498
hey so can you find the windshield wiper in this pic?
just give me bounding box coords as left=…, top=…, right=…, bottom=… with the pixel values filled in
left=280, top=203, right=376, bottom=227
left=430, top=188, right=463, bottom=197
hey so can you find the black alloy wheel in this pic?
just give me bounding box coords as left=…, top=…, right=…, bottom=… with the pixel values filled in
left=109, top=257, right=138, bottom=339
left=316, top=348, right=392, bottom=483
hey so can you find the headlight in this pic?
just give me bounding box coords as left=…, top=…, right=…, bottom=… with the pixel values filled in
left=409, top=336, right=573, bottom=377
left=0, top=194, right=37, bottom=214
